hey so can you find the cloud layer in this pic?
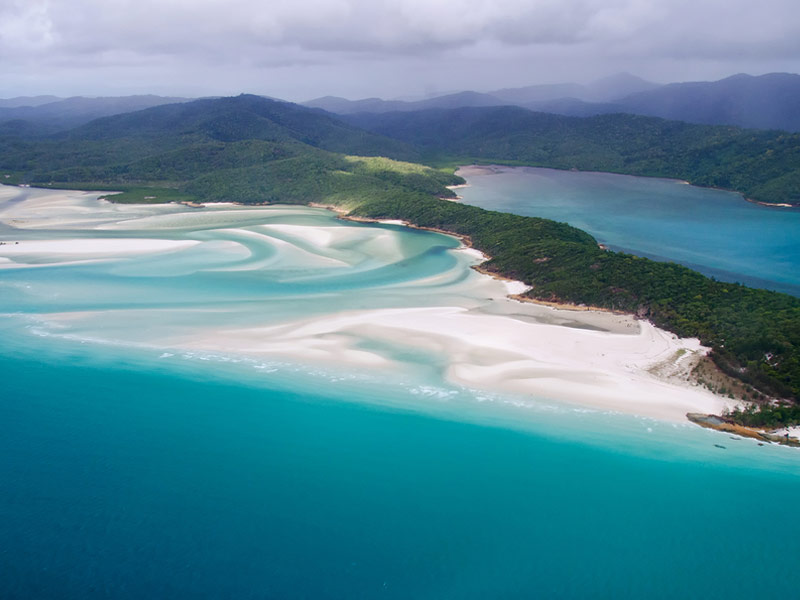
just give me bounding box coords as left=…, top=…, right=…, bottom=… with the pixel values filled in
left=1, top=0, right=798, bottom=99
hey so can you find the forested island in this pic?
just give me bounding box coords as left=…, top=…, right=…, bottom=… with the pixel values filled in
left=1, top=94, right=798, bottom=425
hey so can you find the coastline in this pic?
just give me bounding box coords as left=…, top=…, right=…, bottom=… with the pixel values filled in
left=307, top=201, right=734, bottom=423
left=454, top=164, right=799, bottom=209
left=687, top=413, right=800, bottom=447
left=2, top=188, right=739, bottom=425
left=745, top=198, right=797, bottom=209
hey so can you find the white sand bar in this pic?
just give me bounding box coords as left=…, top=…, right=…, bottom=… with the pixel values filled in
left=186, top=304, right=730, bottom=422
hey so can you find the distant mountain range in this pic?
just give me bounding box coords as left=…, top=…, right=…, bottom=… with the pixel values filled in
left=0, top=95, right=192, bottom=133
left=304, top=73, right=800, bottom=132
left=302, top=74, right=659, bottom=114
left=3, top=72, right=799, bottom=134
left=611, top=73, right=800, bottom=131
left=303, top=90, right=503, bottom=115
left=0, top=95, right=63, bottom=108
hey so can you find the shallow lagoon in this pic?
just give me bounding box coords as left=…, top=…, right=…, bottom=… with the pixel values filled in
left=2, top=185, right=799, bottom=598
left=456, top=166, right=800, bottom=296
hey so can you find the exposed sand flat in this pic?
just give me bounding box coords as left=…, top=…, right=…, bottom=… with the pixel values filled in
left=457, top=247, right=488, bottom=261
left=502, top=280, right=532, bottom=296
left=220, top=227, right=350, bottom=269
left=259, top=223, right=341, bottom=247
left=184, top=304, right=729, bottom=422
left=0, top=186, right=185, bottom=230
left=256, top=223, right=405, bottom=265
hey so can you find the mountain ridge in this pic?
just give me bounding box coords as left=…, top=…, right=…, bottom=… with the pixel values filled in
left=304, top=72, right=800, bottom=132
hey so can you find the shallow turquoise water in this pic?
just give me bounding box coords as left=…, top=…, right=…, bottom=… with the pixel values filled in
left=3, top=327, right=800, bottom=599
left=457, top=167, right=800, bottom=296
left=2, top=187, right=799, bottom=598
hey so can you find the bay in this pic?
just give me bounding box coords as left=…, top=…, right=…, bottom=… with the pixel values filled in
left=456, top=166, right=800, bottom=296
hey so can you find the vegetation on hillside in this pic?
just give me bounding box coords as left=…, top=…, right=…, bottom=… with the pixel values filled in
left=724, top=403, right=800, bottom=429
left=345, top=107, right=800, bottom=206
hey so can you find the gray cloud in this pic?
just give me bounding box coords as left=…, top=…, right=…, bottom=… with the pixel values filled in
left=0, top=0, right=798, bottom=99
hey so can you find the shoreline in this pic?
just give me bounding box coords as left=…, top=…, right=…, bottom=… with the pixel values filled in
left=307, top=201, right=736, bottom=423
left=745, top=198, right=797, bottom=209
left=454, top=165, right=799, bottom=210
left=2, top=189, right=742, bottom=426
left=687, top=413, right=800, bottom=447
left=313, top=201, right=654, bottom=316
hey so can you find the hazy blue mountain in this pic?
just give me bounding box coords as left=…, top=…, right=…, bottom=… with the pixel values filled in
left=303, top=91, right=505, bottom=114
left=303, top=96, right=409, bottom=114
left=320, top=72, right=800, bottom=131
left=488, top=82, right=586, bottom=105
left=0, top=95, right=63, bottom=108
left=416, top=91, right=505, bottom=109
left=0, top=95, right=193, bottom=131
left=304, top=73, right=659, bottom=115
left=507, top=73, right=800, bottom=130
left=615, top=73, right=800, bottom=131
left=488, top=73, right=660, bottom=105
left=583, top=73, right=662, bottom=101
left=522, top=97, right=624, bottom=117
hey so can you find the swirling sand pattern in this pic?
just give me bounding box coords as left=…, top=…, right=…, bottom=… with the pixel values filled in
left=0, top=185, right=732, bottom=421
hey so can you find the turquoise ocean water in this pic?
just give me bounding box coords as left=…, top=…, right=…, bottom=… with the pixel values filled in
left=1, top=186, right=799, bottom=598
left=457, top=167, right=800, bottom=296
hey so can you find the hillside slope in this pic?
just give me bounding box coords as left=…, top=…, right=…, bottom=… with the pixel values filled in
left=345, top=106, right=800, bottom=206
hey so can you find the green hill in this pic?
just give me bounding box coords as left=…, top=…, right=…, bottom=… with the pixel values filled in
left=344, top=107, right=800, bottom=206
left=0, top=95, right=419, bottom=191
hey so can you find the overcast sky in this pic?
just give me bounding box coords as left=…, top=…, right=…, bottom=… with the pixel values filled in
left=1, top=0, right=798, bottom=101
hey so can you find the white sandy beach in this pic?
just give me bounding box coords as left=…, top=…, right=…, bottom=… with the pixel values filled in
left=182, top=300, right=727, bottom=422
left=1, top=184, right=733, bottom=423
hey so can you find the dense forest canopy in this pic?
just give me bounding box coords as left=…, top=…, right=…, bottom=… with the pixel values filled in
left=344, top=107, right=800, bottom=206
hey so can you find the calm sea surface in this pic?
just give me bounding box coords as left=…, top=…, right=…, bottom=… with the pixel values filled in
left=1, top=186, right=799, bottom=599
left=457, top=166, right=800, bottom=296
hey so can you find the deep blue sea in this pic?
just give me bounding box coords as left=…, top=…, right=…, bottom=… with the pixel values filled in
left=1, top=186, right=799, bottom=599
left=457, top=166, right=800, bottom=296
